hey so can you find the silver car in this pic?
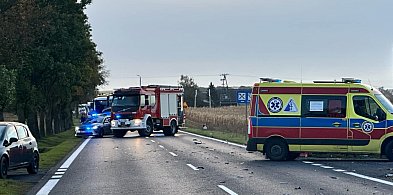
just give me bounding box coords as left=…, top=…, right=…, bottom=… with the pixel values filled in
left=0, top=122, right=39, bottom=179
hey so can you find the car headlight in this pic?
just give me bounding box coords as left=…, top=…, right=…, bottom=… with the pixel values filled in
left=75, top=127, right=79, bottom=131
left=134, top=119, right=142, bottom=126
left=93, top=125, right=98, bottom=130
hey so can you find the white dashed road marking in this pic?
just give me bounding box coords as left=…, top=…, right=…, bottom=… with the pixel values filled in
left=344, top=172, right=393, bottom=186
left=187, top=164, right=199, bottom=171
left=218, top=185, right=238, bottom=195
left=169, top=152, right=178, bottom=157
left=320, top=166, right=333, bottom=169
left=333, top=169, right=347, bottom=172
left=179, top=130, right=246, bottom=148
left=54, top=172, right=65, bottom=175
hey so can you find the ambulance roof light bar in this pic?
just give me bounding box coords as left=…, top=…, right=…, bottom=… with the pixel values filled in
left=313, top=78, right=361, bottom=84
left=259, top=78, right=282, bottom=83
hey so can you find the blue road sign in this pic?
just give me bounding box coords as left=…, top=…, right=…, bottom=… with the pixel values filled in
left=237, top=91, right=251, bottom=104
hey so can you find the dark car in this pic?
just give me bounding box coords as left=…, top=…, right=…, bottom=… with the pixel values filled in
left=0, top=122, right=39, bottom=179
left=75, top=116, right=111, bottom=138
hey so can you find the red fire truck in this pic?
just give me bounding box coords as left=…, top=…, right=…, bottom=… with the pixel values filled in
left=110, top=85, right=185, bottom=138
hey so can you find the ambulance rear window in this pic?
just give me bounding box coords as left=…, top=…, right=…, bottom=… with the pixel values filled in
left=302, top=96, right=346, bottom=118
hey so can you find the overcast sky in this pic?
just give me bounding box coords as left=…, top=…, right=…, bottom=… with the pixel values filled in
left=85, top=0, right=393, bottom=90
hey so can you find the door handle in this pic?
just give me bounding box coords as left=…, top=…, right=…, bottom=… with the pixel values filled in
left=29, top=142, right=32, bottom=145
left=332, top=122, right=341, bottom=127
left=353, top=123, right=360, bottom=128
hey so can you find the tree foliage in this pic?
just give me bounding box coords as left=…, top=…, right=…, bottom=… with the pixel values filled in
left=178, top=75, right=203, bottom=107
left=0, top=0, right=106, bottom=138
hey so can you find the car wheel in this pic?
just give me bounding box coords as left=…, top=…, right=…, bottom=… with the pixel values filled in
left=265, top=139, right=288, bottom=161
left=95, top=128, right=104, bottom=138
left=385, top=141, right=393, bottom=161
left=163, top=121, right=177, bottom=136
left=138, top=120, right=153, bottom=137
left=27, top=152, right=39, bottom=174
left=0, top=156, right=8, bottom=179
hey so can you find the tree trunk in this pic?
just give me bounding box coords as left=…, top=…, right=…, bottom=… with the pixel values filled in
left=27, top=110, right=40, bottom=139
left=17, top=103, right=26, bottom=123
left=0, top=109, right=4, bottom=122
left=45, top=108, right=53, bottom=136
left=39, top=111, right=45, bottom=137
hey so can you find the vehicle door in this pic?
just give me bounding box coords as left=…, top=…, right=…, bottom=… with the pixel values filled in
left=300, top=95, right=348, bottom=152
left=103, top=117, right=111, bottom=134
left=349, top=95, right=387, bottom=152
left=5, top=126, right=21, bottom=167
left=16, top=125, right=32, bottom=164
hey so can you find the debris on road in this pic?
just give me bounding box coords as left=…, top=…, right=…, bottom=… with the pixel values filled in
left=295, top=186, right=301, bottom=190
left=385, top=173, right=393, bottom=177
left=193, top=138, right=203, bottom=144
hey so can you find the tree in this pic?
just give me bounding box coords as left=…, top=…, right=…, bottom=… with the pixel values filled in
left=178, top=75, right=203, bottom=107
left=0, top=65, right=16, bottom=121
left=207, top=82, right=219, bottom=107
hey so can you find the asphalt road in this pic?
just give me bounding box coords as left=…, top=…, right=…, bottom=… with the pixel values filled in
left=30, top=131, right=393, bottom=195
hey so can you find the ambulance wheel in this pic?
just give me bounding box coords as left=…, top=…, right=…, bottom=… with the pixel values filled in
left=265, top=139, right=288, bottom=161
left=113, top=130, right=127, bottom=138
left=286, top=152, right=300, bottom=161
left=163, top=121, right=177, bottom=136
left=139, top=120, right=153, bottom=137
left=385, top=141, right=393, bottom=161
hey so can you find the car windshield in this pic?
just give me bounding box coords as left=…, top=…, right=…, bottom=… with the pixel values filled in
left=375, top=94, right=393, bottom=114
left=84, top=117, right=104, bottom=124
left=0, top=125, right=6, bottom=139
left=112, top=95, right=139, bottom=107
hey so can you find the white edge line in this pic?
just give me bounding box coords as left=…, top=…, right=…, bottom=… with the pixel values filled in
left=36, top=179, right=60, bottom=195
left=37, top=137, right=91, bottom=194
left=344, top=172, right=393, bottom=186
left=169, top=152, right=178, bottom=157
left=218, top=185, right=238, bottom=195
left=179, top=130, right=246, bottom=148
left=60, top=137, right=91, bottom=169
left=187, top=164, right=199, bottom=171
left=302, top=161, right=314, bottom=164
left=312, top=164, right=322, bottom=166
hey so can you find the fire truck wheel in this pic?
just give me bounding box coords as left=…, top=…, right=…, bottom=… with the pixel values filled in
left=139, top=120, right=153, bottom=137
left=286, top=152, right=300, bottom=161
left=385, top=141, right=393, bottom=161
left=113, top=130, right=127, bottom=138
left=265, top=139, right=288, bottom=161
left=163, top=121, right=177, bottom=136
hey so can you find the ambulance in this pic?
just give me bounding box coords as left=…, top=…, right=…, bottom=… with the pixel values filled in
left=246, top=78, right=393, bottom=161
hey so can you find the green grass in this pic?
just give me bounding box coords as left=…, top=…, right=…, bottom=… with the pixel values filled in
left=0, top=127, right=82, bottom=195
left=38, top=129, right=82, bottom=170
left=0, top=180, right=31, bottom=195
left=184, top=128, right=248, bottom=145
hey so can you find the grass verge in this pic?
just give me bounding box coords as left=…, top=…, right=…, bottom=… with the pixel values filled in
left=0, top=129, right=82, bottom=195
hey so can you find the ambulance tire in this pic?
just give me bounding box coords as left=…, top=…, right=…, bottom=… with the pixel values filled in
left=286, top=152, right=300, bottom=161
left=138, top=120, right=153, bottom=137
left=265, top=139, right=288, bottom=161
left=385, top=141, right=393, bottom=161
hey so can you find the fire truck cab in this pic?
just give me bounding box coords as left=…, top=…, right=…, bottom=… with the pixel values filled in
left=247, top=78, right=393, bottom=161
left=110, top=85, right=184, bottom=138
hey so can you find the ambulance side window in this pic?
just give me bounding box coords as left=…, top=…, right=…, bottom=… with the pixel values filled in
left=302, top=96, right=346, bottom=118
left=353, top=96, right=386, bottom=121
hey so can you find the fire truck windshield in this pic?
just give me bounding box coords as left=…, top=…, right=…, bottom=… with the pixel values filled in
left=112, top=95, right=139, bottom=112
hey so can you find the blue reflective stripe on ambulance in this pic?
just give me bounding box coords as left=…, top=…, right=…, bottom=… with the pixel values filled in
left=387, top=120, right=393, bottom=127
left=301, top=118, right=347, bottom=128
left=350, top=119, right=386, bottom=128
left=250, top=117, right=300, bottom=127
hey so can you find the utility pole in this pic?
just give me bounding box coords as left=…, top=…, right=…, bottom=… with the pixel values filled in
left=208, top=88, right=212, bottom=108
left=220, top=73, right=229, bottom=106
left=137, top=75, right=142, bottom=87
left=194, top=89, right=198, bottom=107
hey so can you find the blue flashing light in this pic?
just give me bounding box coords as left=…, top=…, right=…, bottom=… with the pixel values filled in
left=116, top=114, right=121, bottom=119
left=353, top=79, right=362, bottom=83
left=92, top=113, right=98, bottom=117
